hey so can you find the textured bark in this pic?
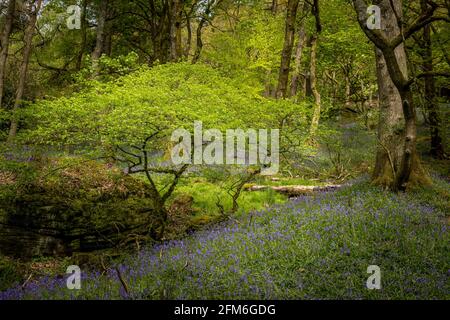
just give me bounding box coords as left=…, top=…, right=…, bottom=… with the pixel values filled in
left=8, top=0, right=42, bottom=141
left=352, top=0, right=429, bottom=190
left=275, top=0, right=300, bottom=98
left=0, top=0, right=16, bottom=109
left=373, top=48, right=406, bottom=186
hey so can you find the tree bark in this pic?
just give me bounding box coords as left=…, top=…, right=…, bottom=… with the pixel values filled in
left=0, top=0, right=16, bottom=110
left=103, top=21, right=113, bottom=57
left=352, top=0, right=429, bottom=191
left=275, top=0, right=300, bottom=99
left=245, top=184, right=343, bottom=197
left=373, top=47, right=406, bottom=187
left=290, top=23, right=306, bottom=98
left=342, top=63, right=352, bottom=108
left=8, top=0, right=42, bottom=141
left=91, top=0, right=108, bottom=75
left=309, top=34, right=321, bottom=137
left=309, top=0, right=322, bottom=137
left=191, top=0, right=222, bottom=64
left=169, top=0, right=183, bottom=61
left=76, top=0, right=88, bottom=71
left=271, top=0, right=278, bottom=15
left=421, top=0, right=445, bottom=159
left=191, top=16, right=206, bottom=64
left=184, top=10, right=192, bottom=59
left=148, top=0, right=170, bottom=63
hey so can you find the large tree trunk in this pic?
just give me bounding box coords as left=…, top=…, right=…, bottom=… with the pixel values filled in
left=362, top=0, right=428, bottom=190
left=8, top=0, right=42, bottom=141
left=148, top=0, right=169, bottom=63
left=0, top=0, right=16, bottom=110
left=169, top=0, right=183, bottom=61
left=373, top=48, right=406, bottom=186
left=275, top=0, right=300, bottom=99
left=421, top=0, right=445, bottom=159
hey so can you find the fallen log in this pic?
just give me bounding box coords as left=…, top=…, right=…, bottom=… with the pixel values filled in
left=244, top=184, right=343, bottom=197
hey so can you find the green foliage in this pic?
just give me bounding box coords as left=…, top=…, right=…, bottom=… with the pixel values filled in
left=172, top=176, right=287, bottom=218
left=73, top=52, right=141, bottom=85
left=22, top=62, right=309, bottom=165
left=203, top=8, right=284, bottom=91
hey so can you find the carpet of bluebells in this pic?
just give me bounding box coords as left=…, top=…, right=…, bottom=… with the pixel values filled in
left=1, top=178, right=449, bottom=300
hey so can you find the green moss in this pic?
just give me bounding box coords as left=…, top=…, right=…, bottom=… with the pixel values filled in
left=0, top=255, right=23, bottom=291
left=0, top=157, right=161, bottom=258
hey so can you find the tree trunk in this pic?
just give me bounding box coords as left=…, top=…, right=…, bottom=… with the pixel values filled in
left=75, top=0, right=88, bottom=71
left=373, top=48, right=406, bottom=187
left=275, top=0, right=300, bottom=99
left=91, top=0, right=108, bottom=75
left=264, top=70, right=274, bottom=97
left=421, top=0, right=445, bottom=159
left=309, top=34, right=321, bottom=137
left=76, top=0, right=88, bottom=71
left=305, top=72, right=312, bottom=97
left=184, top=10, right=192, bottom=59
left=102, top=20, right=113, bottom=57
left=271, top=0, right=278, bottom=15
left=344, top=71, right=351, bottom=108
left=169, top=0, right=182, bottom=62
left=8, top=0, right=42, bottom=142
left=290, top=23, right=306, bottom=98
left=308, top=0, right=322, bottom=137
left=0, top=0, right=16, bottom=110
left=362, top=0, right=428, bottom=191
left=192, top=17, right=206, bottom=64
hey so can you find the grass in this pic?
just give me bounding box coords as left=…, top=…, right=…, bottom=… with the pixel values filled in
left=1, top=176, right=448, bottom=300
left=172, top=176, right=287, bottom=217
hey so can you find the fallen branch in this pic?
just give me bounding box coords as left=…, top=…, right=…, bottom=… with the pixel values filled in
left=244, top=184, right=343, bottom=197
left=115, top=267, right=130, bottom=297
